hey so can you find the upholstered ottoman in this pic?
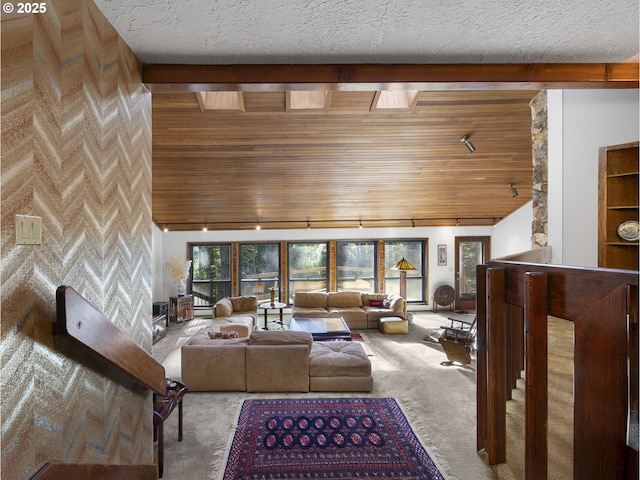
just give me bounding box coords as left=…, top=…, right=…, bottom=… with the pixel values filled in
left=309, top=341, right=373, bottom=392
left=378, top=316, right=408, bottom=334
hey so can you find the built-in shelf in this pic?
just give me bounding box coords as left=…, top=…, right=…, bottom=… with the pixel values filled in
left=598, top=141, right=639, bottom=270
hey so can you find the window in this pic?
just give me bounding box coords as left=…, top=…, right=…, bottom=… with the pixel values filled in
left=189, top=243, right=231, bottom=309
left=336, top=241, right=376, bottom=292
left=384, top=240, right=425, bottom=302
left=287, top=242, right=328, bottom=302
left=239, top=243, right=281, bottom=302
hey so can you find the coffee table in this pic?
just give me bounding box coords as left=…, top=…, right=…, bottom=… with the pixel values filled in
left=289, top=317, right=351, bottom=341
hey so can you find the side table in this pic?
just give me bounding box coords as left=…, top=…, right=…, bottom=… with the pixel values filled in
left=153, top=301, right=169, bottom=327
left=258, top=302, right=287, bottom=330
left=153, top=379, right=188, bottom=478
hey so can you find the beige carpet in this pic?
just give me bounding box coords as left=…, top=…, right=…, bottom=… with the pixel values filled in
left=151, top=312, right=520, bottom=480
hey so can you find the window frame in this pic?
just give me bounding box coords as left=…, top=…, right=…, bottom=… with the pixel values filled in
left=287, top=241, right=329, bottom=302
left=335, top=240, right=378, bottom=293
left=238, top=242, right=281, bottom=303
left=188, top=242, right=232, bottom=310
left=383, top=239, right=426, bottom=303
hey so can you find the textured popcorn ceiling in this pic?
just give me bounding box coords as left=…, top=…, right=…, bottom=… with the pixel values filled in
left=94, top=0, right=639, bottom=65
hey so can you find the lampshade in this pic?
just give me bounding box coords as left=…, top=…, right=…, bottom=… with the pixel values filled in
left=394, top=257, right=416, bottom=271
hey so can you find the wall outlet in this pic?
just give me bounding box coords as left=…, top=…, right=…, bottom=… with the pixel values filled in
left=15, top=215, right=42, bottom=245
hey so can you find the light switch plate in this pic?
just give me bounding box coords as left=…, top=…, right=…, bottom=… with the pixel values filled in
left=15, top=215, right=42, bottom=245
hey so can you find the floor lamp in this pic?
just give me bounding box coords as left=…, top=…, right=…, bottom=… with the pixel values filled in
left=394, top=257, right=416, bottom=299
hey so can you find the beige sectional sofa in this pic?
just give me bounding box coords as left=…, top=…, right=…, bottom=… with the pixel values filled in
left=210, top=295, right=258, bottom=337
left=292, top=291, right=406, bottom=329
left=181, top=327, right=372, bottom=392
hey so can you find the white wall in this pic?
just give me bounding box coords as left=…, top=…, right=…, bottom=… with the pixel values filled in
left=152, top=224, right=501, bottom=306
left=548, top=89, right=639, bottom=267
left=547, top=90, right=564, bottom=265
left=152, top=224, right=165, bottom=302
left=491, top=201, right=534, bottom=259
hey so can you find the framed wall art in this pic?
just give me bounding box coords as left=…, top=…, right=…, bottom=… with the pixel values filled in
left=437, top=244, right=447, bottom=266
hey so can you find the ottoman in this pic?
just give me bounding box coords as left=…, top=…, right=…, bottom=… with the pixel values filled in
left=309, top=341, right=373, bottom=392
left=378, top=316, right=408, bottom=334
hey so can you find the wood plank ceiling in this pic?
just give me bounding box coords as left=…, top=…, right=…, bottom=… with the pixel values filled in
left=152, top=88, right=538, bottom=230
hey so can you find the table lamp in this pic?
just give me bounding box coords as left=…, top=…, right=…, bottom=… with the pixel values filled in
left=393, top=257, right=416, bottom=299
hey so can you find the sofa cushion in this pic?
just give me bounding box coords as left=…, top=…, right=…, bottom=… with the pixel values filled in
left=215, top=298, right=233, bottom=317
left=386, top=295, right=404, bottom=314
left=187, top=327, right=250, bottom=346
left=230, top=295, right=258, bottom=312
left=294, top=292, right=327, bottom=308
left=328, top=307, right=366, bottom=323
left=246, top=345, right=310, bottom=392
left=327, top=291, right=362, bottom=308
left=249, top=330, right=313, bottom=347
left=291, top=307, right=330, bottom=318
left=212, top=316, right=254, bottom=337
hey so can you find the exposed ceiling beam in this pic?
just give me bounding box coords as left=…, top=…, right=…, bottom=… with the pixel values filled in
left=143, top=63, right=639, bottom=92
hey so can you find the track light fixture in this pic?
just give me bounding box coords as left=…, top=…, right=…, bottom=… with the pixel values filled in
left=161, top=216, right=504, bottom=231
left=508, top=183, right=519, bottom=197
left=460, top=135, right=476, bottom=153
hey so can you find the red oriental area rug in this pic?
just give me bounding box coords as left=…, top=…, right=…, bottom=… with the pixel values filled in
left=222, top=397, right=446, bottom=479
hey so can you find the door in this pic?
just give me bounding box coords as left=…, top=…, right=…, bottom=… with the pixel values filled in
left=454, top=236, right=490, bottom=311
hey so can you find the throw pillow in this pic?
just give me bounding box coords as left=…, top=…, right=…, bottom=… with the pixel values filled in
left=383, top=299, right=391, bottom=309
left=369, top=299, right=383, bottom=307
left=208, top=330, right=239, bottom=339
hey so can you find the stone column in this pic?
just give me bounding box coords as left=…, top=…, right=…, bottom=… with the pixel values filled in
left=530, top=91, right=548, bottom=249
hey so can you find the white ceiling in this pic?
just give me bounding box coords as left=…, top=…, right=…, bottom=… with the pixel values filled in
left=94, top=0, right=639, bottom=65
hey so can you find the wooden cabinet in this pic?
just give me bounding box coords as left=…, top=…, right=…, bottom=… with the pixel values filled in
left=169, top=295, right=194, bottom=323
left=598, top=141, right=639, bottom=270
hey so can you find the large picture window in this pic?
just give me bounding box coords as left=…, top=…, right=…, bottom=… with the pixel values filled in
left=189, top=243, right=231, bottom=309
left=287, top=242, right=328, bottom=302
left=384, top=240, right=425, bottom=302
left=239, top=243, right=281, bottom=302
left=336, top=241, right=376, bottom=292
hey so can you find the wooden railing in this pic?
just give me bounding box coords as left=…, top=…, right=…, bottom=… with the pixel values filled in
left=31, top=286, right=167, bottom=479
left=31, top=462, right=157, bottom=480
left=476, top=253, right=638, bottom=479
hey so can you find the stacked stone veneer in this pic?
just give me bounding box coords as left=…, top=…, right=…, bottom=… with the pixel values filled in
left=530, top=90, right=548, bottom=249
left=1, top=1, right=152, bottom=477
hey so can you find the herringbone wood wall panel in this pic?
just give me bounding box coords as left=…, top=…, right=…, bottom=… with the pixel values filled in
left=1, top=1, right=152, bottom=478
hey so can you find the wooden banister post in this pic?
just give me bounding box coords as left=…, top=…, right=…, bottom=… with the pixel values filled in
left=486, top=267, right=507, bottom=464
left=524, top=272, right=548, bottom=480
left=476, top=264, right=488, bottom=453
